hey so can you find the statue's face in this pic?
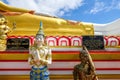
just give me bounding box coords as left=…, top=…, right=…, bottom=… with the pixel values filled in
left=80, top=51, right=89, bottom=63
left=35, top=35, right=44, bottom=45
left=0, top=17, right=6, bottom=24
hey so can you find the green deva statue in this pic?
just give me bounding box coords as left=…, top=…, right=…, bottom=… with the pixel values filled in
left=28, top=22, right=52, bottom=80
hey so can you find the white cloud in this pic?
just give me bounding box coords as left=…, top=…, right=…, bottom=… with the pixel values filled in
left=4, top=0, right=83, bottom=16
left=90, top=1, right=105, bottom=14
left=89, top=0, right=120, bottom=14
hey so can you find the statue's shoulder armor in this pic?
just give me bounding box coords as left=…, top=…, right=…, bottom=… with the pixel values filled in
left=29, top=45, right=37, bottom=50
left=74, top=64, right=84, bottom=71
left=43, top=45, right=50, bottom=49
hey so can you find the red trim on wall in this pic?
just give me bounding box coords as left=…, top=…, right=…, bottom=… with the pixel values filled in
left=1, top=60, right=120, bottom=62
left=0, top=68, right=120, bottom=71
left=0, top=50, right=120, bottom=54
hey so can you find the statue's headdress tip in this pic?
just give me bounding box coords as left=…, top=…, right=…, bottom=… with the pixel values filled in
left=40, top=21, right=42, bottom=27
left=36, top=21, right=44, bottom=36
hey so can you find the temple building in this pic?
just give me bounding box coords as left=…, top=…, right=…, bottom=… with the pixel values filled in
left=0, top=1, right=120, bottom=80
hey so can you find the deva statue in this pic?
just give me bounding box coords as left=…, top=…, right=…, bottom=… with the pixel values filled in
left=0, top=14, right=16, bottom=51
left=73, top=46, right=98, bottom=80
left=28, top=22, right=52, bottom=80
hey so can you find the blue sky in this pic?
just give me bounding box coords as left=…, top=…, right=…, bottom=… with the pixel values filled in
left=1, top=0, right=120, bottom=24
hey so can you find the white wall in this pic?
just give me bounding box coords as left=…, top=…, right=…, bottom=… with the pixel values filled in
left=93, top=19, right=120, bottom=36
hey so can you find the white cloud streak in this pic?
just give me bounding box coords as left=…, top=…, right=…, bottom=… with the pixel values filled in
left=90, top=0, right=120, bottom=14
left=4, top=0, right=83, bottom=16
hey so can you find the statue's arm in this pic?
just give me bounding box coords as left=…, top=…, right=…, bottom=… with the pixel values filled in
left=47, top=48, right=52, bottom=64
left=28, top=54, right=34, bottom=65
left=4, top=25, right=11, bottom=33
left=41, top=48, right=52, bottom=64
left=28, top=47, right=35, bottom=65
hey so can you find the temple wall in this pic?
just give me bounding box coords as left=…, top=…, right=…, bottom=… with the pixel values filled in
left=8, top=36, right=120, bottom=48
left=0, top=1, right=120, bottom=79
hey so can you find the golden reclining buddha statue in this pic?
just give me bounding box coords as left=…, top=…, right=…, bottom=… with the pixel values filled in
left=0, top=1, right=94, bottom=37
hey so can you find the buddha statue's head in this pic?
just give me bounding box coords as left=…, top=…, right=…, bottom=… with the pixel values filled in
left=0, top=14, right=7, bottom=25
